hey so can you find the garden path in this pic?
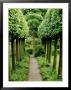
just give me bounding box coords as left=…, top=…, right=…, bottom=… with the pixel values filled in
left=28, top=54, right=42, bottom=81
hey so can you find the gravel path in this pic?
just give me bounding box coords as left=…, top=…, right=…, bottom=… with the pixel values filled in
left=28, top=55, right=42, bottom=81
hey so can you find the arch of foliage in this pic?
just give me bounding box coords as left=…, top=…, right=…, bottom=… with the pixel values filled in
left=26, top=13, right=43, bottom=37
left=38, top=9, right=62, bottom=78
left=25, top=13, right=43, bottom=53
left=21, top=9, right=47, bottom=17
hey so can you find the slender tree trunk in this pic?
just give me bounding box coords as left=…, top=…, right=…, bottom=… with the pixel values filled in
left=18, top=38, right=20, bottom=61
left=20, top=38, right=24, bottom=61
left=58, top=34, right=62, bottom=79
left=22, top=38, right=25, bottom=58
left=45, top=40, right=48, bottom=62
left=47, top=40, right=50, bottom=64
left=9, top=40, right=11, bottom=80
left=20, top=39, right=22, bottom=61
left=21, top=39, right=25, bottom=59
left=49, top=40, right=51, bottom=64
left=16, top=37, right=19, bottom=62
left=23, top=39, right=25, bottom=54
left=32, top=36, right=35, bottom=54
left=11, top=33, right=15, bottom=71
left=53, top=38, right=57, bottom=70
left=18, top=38, right=21, bottom=61
left=44, top=43, right=46, bottom=53
left=45, top=39, right=51, bottom=64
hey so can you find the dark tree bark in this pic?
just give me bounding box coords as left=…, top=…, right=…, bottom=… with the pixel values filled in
left=18, top=38, right=21, bottom=61
left=32, top=36, right=35, bottom=54
left=20, top=39, right=24, bottom=59
left=20, top=38, right=22, bottom=61
left=45, top=40, right=48, bottom=62
left=58, top=34, right=62, bottom=79
left=45, top=39, right=51, bottom=65
left=53, top=38, right=57, bottom=70
left=44, top=43, right=46, bottom=53
left=47, top=40, right=50, bottom=64
left=19, top=38, right=25, bottom=61
left=22, top=38, right=25, bottom=58
left=49, top=40, right=51, bottom=64
left=11, top=32, right=15, bottom=71
left=9, top=41, right=11, bottom=79
left=16, top=37, right=19, bottom=62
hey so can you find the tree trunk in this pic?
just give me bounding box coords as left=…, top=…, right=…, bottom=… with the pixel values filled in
left=53, top=38, right=57, bottom=70
left=11, top=33, right=15, bottom=71
left=49, top=40, right=51, bottom=64
left=32, top=36, right=35, bottom=54
left=44, top=43, right=46, bottom=53
left=16, top=37, right=19, bottom=62
left=45, top=40, right=48, bottom=62
left=22, top=39, right=25, bottom=58
left=18, top=38, right=21, bottom=61
left=21, top=39, right=25, bottom=59
left=47, top=40, right=50, bottom=64
left=58, top=34, right=62, bottom=79
left=9, top=41, right=11, bottom=80
left=19, top=39, right=22, bottom=61
left=45, top=39, right=51, bottom=64
left=20, top=38, right=25, bottom=61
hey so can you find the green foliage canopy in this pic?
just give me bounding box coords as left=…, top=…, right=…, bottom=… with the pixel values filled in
left=9, top=9, right=29, bottom=39
left=21, top=9, right=47, bottom=17
left=26, top=13, right=43, bottom=37
left=26, top=13, right=43, bottom=22
left=38, top=9, right=62, bottom=39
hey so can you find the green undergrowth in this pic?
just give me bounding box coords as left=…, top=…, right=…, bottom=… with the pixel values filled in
left=9, top=54, right=29, bottom=81
left=37, top=56, right=61, bottom=81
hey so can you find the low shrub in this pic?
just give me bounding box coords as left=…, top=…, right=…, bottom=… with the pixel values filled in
left=35, top=45, right=45, bottom=57
left=26, top=48, right=33, bottom=54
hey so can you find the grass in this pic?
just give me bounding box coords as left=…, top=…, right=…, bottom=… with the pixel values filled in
left=37, top=56, right=62, bottom=81
left=9, top=53, right=30, bottom=81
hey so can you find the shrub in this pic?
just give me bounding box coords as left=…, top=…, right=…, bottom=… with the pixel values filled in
left=35, top=45, right=45, bottom=57
left=37, top=56, right=47, bottom=67
left=26, top=48, right=33, bottom=54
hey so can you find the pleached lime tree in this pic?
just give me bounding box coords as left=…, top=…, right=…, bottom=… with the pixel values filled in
left=38, top=9, right=52, bottom=64
left=50, top=9, right=62, bottom=73
left=17, top=10, right=29, bottom=61
left=9, top=9, right=20, bottom=70
left=9, top=9, right=29, bottom=71
left=38, top=9, right=62, bottom=78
